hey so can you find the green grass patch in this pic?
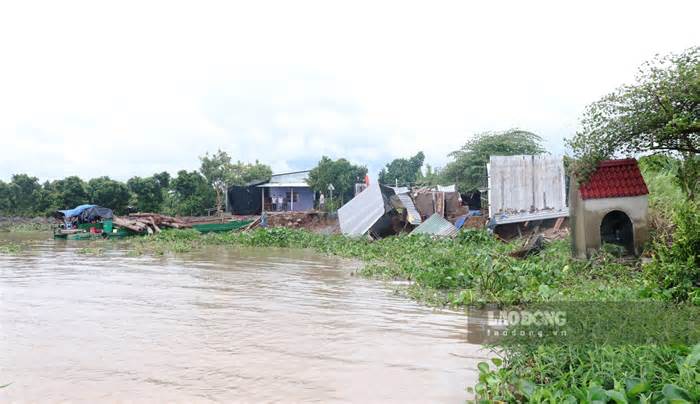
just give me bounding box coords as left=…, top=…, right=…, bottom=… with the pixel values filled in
left=0, top=242, right=22, bottom=254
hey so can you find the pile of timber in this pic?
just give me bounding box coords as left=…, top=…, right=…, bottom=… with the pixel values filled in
left=113, top=213, right=190, bottom=234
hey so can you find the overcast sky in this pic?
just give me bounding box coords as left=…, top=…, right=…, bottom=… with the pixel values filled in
left=0, top=0, right=698, bottom=182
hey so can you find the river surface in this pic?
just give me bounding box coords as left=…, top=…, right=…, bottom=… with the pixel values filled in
left=0, top=234, right=486, bottom=403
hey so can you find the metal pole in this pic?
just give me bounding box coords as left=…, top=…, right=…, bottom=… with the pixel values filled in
left=261, top=187, right=265, bottom=214
left=290, top=187, right=293, bottom=211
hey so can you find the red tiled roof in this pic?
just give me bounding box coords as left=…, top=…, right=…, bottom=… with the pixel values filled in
left=579, top=159, right=649, bottom=200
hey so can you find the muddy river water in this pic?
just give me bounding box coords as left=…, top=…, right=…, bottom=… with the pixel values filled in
left=1, top=235, right=485, bottom=403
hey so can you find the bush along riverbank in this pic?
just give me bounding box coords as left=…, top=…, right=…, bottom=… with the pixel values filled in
left=0, top=217, right=52, bottom=233
left=127, top=208, right=699, bottom=403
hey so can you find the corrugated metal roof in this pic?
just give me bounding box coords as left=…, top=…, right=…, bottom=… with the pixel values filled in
left=258, top=170, right=311, bottom=188
left=488, top=155, right=568, bottom=225
left=338, top=183, right=394, bottom=236
left=390, top=186, right=410, bottom=194
left=396, top=193, right=422, bottom=225
left=411, top=213, right=457, bottom=237
left=436, top=184, right=456, bottom=192
left=258, top=182, right=309, bottom=188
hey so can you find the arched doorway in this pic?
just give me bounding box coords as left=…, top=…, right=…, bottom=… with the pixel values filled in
left=600, top=210, right=634, bottom=254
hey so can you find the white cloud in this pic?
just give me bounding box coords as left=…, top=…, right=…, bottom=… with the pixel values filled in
left=0, top=0, right=698, bottom=181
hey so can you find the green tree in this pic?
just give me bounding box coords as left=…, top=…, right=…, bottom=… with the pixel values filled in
left=8, top=174, right=42, bottom=215
left=230, top=160, right=272, bottom=185
left=378, top=151, right=425, bottom=186
left=48, top=176, right=90, bottom=209
left=31, top=181, right=57, bottom=215
left=568, top=47, right=699, bottom=199
left=306, top=156, right=367, bottom=203
left=127, top=176, right=165, bottom=212
left=200, top=150, right=272, bottom=213
left=87, top=177, right=130, bottom=214
left=0, top=180, right=11, bottom=214
left=415, top=164, right=443, bottom=187
left=200, top=150, right=233, bottom=213
left=153, top=171, right=171, bottom=189
left=167, top=170, right=216, bottom=216
left=442, top=129, right=545, bottom=191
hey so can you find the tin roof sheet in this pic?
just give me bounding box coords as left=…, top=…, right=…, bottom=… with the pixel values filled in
left=487, top=155, right=568, bottom=224
left=338, top=184, right=394, bottom=236
left=411, top=213, right=457, bottom=237
left=396, top=193, right=422, bottom=225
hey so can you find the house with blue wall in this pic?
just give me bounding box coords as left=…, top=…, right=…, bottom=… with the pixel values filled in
left=258, top=170, right=315, bottom=212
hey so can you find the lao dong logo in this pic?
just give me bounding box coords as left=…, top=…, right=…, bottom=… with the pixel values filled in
left=487, top=310, right=567, bottom=327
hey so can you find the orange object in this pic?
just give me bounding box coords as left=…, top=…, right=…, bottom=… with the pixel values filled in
left=365, top=175, right=370, bottom=185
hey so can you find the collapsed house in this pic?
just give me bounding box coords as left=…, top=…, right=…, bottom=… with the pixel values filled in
left=569, top=159, right=649, bottom=258
left=487, top=155, right=569, bottom=225
left=411, top=187, right=467, bottom=223
left=338, top=182, right=468, bottom=238
left=393, top=189, right=422, bottom=225
left=338, top=183, right=397, bottom=238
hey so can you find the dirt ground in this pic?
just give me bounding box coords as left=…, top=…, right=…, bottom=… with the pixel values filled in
left=263, top=211, right=340, bottom=234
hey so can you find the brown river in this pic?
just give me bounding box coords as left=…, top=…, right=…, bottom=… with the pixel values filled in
left=0, top=234, right=486, bottom=403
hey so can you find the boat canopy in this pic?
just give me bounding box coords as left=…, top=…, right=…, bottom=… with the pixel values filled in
left=79, top=206, right=113, bottom=222
left=55, top=204, right=96, bottom=219
left=54, top=205, right=113, bottom=222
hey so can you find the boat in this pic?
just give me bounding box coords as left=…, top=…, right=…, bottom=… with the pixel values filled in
left=53, top=205, right=117, bottom=240
left=192, top=219, right=253, bottom=234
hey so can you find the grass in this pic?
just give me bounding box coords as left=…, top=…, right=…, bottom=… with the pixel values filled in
left=76, top=246, right=105, bottom=255
left=0, top=242, right=22, bottom=254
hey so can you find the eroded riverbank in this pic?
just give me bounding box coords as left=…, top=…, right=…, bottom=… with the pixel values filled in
left=0, top=235, right=486, bottom=403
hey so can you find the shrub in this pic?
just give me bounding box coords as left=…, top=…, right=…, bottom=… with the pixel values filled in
left=645, top=202, right=700, bottom=303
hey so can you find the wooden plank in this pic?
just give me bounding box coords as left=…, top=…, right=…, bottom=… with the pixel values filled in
left=553, top=217, right=565, bottom=231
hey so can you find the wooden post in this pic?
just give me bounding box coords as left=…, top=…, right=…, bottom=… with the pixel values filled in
left=290, top=187, right=294, bottom=211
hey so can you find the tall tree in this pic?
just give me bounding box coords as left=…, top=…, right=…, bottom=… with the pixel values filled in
left=307, top=156, right=368, bottom=203
left=127, top=176, right=165, bottom=213
left=49, top=176, right=90, bottom=209
left=568, top=47, right=699, bottom=199
left=415, top=164, right=443, bottom=187
left=8, top=174, right=42, bottom=215
left=152, top=171, right=171, bottom=190
left=230, top=160, right=272, bottom=186
left=31, top=181, right=56, bottom=215
left=200, top=150, right=233, bottom=213
left=442, top=129, right=545, bottom=192
left=200, top=150, right=272, bottom=213
left=0, top=180, right=11, bottom=214
left=168, top=170, right=216, bottom=216
left=378, top=151, right=425, bottom=186
left=88, top=177, right=131, bottom=214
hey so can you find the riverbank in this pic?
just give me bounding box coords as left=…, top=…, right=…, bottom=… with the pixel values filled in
left=0, top=217, right=52, bottom=233
left=121, top=227, right=699, bottom=402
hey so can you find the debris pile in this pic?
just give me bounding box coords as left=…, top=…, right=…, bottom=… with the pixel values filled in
left=264, top=211, right=336, bottom=232
left=113, top=213, right=190, bottom=234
